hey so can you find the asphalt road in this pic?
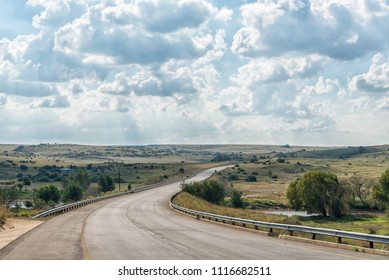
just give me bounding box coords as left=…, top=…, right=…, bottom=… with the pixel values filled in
left=1, top=166, right=388, bottom=260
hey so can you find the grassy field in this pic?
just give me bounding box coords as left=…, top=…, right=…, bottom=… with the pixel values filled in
left=1, top=143, right=389, bottom=225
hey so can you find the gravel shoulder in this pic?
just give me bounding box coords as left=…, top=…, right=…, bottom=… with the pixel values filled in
left=0, top=219, right=44, bottom=250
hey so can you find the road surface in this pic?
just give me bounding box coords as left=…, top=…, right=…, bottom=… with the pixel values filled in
left=1, top=166, right=387, bottom=260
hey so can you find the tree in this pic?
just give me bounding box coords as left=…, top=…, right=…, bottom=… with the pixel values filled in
left=99, top=175, right=115, bottom=192
left=286, top=179, right=303, bottom=210
left=231, top=189, right=244, bottom=208
left=0, top=186, right=19, bottom=209
left=62, top=168, right=90, bottom=191
left=36, top=185, right=61, bottom=204
left=200, top=180, right=225, bottom=204
left=287, top=170, right=350, bottom=218
left=63, top=181, right=83, bottom=202
left=349, top=174, right=374, bottom=208
left=373, top=170, right=389, bottom=211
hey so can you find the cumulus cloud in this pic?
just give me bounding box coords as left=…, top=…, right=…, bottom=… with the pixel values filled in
left=99, top=66, right=199, bottom=97
left=37, top=94, right=70, bottom=108
left=54, top=0, right=214, bottom=64
left=232, top=0, right=389, bottom=60
left=349, top=56, right=389, bottom=93
left=230, top=54, right=326, bottom=87
left=1, top=0, right=389, bottom=145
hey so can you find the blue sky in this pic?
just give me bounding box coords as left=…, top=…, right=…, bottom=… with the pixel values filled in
left=0, top=0, right=388, bottom=146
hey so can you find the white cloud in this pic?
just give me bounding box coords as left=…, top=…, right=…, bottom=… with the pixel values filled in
left=215, top=8, right=234, bottom=22
left=232, top=0, right=389, bottom=60
left=349, top=56, right=389, bottom=93
left=0, top=0, right=389, bottom=146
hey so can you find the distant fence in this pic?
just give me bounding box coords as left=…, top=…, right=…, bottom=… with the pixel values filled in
left=170, top=195, right=389, bottom=250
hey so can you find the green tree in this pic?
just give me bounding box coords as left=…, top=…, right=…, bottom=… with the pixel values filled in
left=231, top=189, right=244, bottom=208
left=286, top=179, right=303, bottom=210
left=201, top=180, right=225, bottom=204
left=36, top=185, right=61, bottom=204
left=287, top=170, right=349, bottom=218
left=373, top=170, right=389, bottom=211
left=99, top=175, right=115, bottom=192
left=0, top=186, right=19, bottom=209
left=63, top=181, right=83, bottom=202
left=62, top=168, right=90, bottom=191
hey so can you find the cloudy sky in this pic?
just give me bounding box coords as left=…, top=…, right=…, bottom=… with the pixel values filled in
left=0, top=0, right=388, bottom=146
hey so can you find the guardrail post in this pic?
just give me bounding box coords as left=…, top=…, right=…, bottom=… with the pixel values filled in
left=312, top=233, right=316, bottom=240
left=289, top=230, right=294, bottom=236
left=337, top=237, right=342, bottom=244
left=370, top=241, right=374, bottom=249
left=196, top=215, right=200, bottom=220
left=269, top=228, right=273, bottom=233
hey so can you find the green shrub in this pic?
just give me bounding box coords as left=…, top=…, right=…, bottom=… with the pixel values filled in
left=181, top=179, right=225, bottom=204
left=231, top=189, right=244, bottom=208
left=36, top=185, right=61, bottom=204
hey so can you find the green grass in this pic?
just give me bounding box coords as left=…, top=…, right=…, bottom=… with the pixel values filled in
left=174, top=192, right=389, bottom=250
left=173, top=192, right=301, bottom=225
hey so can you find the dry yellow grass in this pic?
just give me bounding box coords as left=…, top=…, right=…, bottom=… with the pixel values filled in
left=0, top=207, right=7, bottom=226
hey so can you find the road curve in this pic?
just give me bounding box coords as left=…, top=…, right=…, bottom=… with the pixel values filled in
left=1, top=166, right=388, bottom=260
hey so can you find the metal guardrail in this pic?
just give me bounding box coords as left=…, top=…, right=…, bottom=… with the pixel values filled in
left=170, top=197, right=389, bottom=250
left=33, top=178, right=183, bottom=219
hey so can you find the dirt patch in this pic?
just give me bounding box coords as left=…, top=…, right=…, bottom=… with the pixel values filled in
left=0, top=219, right=44, bottom=250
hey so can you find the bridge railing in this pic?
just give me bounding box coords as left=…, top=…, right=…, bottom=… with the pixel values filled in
left=170, top=196, right=389, bottom=250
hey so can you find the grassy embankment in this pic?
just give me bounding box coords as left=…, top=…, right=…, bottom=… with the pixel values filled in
left=174, top=145, right=389, bottom=250
left=173, top=192, right=389, bottom=250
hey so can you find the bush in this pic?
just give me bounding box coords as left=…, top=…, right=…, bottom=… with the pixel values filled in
left=245, top=175, right=257, bottom=182
left=63, top=181, right=83, bottom=202
left=181, top=179, right=225, bottom=204
left=99, top=175, right=115, bottom=192
left=36, top=185, right=61, bottom=204
left=33, top=198, right=47, bottom=210
left=373, top=170, right=389, bottom=211
left=231, top=189, right=244, bottom=208
left=201, top=180, right=225, bottom=204
left=19, top=164, right=28, bottom=171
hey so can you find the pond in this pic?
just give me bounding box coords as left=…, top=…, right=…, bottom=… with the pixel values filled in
left=265, top=210, right=319, bottom=217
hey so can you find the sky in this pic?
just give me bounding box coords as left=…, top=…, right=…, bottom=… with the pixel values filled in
left=0, top=0, right=388, bottom=146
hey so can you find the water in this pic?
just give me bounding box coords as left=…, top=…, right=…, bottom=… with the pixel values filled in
left=265, top=210, right=319, bottom=217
